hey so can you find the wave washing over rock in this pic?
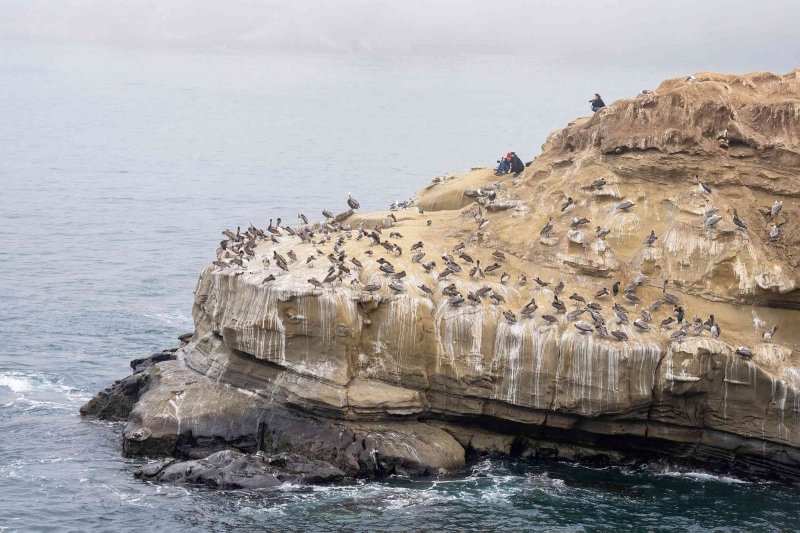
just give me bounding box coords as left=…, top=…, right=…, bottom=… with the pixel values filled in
left=83, top=70, right=800, bottom=485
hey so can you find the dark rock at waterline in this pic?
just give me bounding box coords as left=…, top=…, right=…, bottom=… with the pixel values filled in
left=134, top=450, right=345, bottom=489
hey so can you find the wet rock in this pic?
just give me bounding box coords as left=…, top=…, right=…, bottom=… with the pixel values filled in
left=135, top=450, right=344, bottom=489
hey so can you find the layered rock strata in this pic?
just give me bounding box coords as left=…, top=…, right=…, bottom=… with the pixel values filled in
left=84, top=70, right=800, bottom=482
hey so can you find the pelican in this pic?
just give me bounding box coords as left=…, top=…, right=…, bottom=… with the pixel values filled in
left=388, top=282, right=405, bottom=293
left=771, top=200, right=783, bottom=217
left=574, top=321, right=594, bottom=334
left=697, top=175, right=712, bottom=194
left=591, top=178, right=606, bottom=189
left=611, top=330, right=628, bottom=341
left=736, top=347, right=753, bottom=359
left=503, top=310, right=517, bottom=324
left=643, top=230, right=657, bottom=247
left=363, top=282, right=381, bottom=293
left=571, top=217, right=590, bottom=228
left=763, top=325, right=779, bottom=342
left=561, top=197, right=574, bottom=212
left=554, top=281, right=565, bottom=294
left=298, top=212, right=308, bottom=225
left=500, top=272, right=510, bottom=284
left=569, top=293, right=585, bottom=304
left=467, top=292, right=481, bottom=305
left=308, top=277, right=324, bottom=288
left=492, top=250, right=506, bottom=261
left=595, top=226, right=611, bottom=239
left=411, top=241, right=423, bottom=251
left=490, top=293, right=506, bottom=304
left=347, top=192, right=360, bottom=210
left=595, top=287, right=609, bottom=298
left=449, top=294, right=465, bottom=306
left=616, top=200, right=635, bottom=211
left=662, top=280, right=680, bottom=304
left=769, top=225, right=779, bottom=240
left=418, top=284, right=433, bottom=295
left=732, top=209, right=747, bottom=230
left=322, top=209, right=334, bottom=220
left=634, top=319, right=650, bottom=331
left=540, top=217, right=554, bottom=236
left=704, top=215, right=722, bottom=228
left=703, top=206, right=719, bottom=218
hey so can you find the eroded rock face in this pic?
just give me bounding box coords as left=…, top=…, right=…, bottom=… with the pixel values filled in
left=84, top=70, right=800, bottom=481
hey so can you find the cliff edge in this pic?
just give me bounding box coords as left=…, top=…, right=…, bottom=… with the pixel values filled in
left=84, top=70, right=800, bottom=483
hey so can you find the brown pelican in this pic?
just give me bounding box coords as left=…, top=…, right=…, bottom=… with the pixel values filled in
left=660, top=316, right=675, bottom=328
left=492, top=250, right=506, bottom=261
left=769, top=225, right=779, bottom=240
left=662, top=280, right=680, bottom=304
left=574, top=321, right=594, bottom=333
left=595, top=226, right=611, bottom=239
left=418, top=284, right=433, bottom=295
left=595, top=287, right=609, bottom=298
left=763, top=325, right=779, bottom=342
left=641, top=309, right=652, bottom=322
left=611, top=330, right=628, bottom=341
left=476, top=286, right=492, bottom=297
left=261, top=274, right=276, bottom=284
left=322, top=209, right=334, bottom=220
left=540, top=217, right=554, bottom=236
left=287, top=250, right=297, bottom=262
left=500, top=272, right=510, bottom=284
left=412, top=252, right=425, bottom=263
left=503, top=310, right=517, bottom=324
left=363, top=282, right=381, bottom=293
left=453, top=242, right=465, bottom=252
left=484, top=262, right=501, bottom=275
left=490, top=293, right=506, bottom=304
left=518, top=274, right=527, bottom=284
left=571, top=217, right=590, bottom=228
left=427, top=220, right=432, bottom=226
left=389, top=231, right=403, bottom=239
left=308, top=278, right=324, bottom=288
left=449, top=294, right=465, bottom=306
left=634, top=319, right=650, bottom=331
left=704, top=214, right=722, bottom=228
left=422, top=260, right=436, bottom=272
left=736, top=347, right=753, bottom=358
left=534, top=277, right=550, bottom=287
left=554, top=281, right=565, bottom=295
left=561, top=197, right=574, bottom=212
left=697, top=175, right=711, bottom=195
left=616, top=200, right=635, bottom=212
left=569, top=293, right=585, bottom=304
left=588, top=301, right=602, bottom=311
left=467, top=292, right=481, bottom=305
left=710, top=322, right=720, bottom=338
left=703, top=206, right=719, bottom=218
left=643, top=230, right=657, bottom=247
left=552, top=296, right=567, bottom=313
left=459, top=253, right=474, bottom=263
left=567, top=309, right=586, bottom=321
left=592, top=177, right=606, bottom=189
left=347, top=192, right=360, bottom=210
left=388, top=282, right=405, bottom=293
left=298, top=212, right=308, bottom=225
left=732, top=209, right=747, bottom=230
left=542, top=314, right=558, bottom=323
left=770, top=201, right=783, bottom=217
left=411, top=241, right=424, bottom=251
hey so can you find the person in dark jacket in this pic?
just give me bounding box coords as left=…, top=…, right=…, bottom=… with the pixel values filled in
left=590, top=93, right=605, bottom=113
left=509, top=152, right=524, bottom=175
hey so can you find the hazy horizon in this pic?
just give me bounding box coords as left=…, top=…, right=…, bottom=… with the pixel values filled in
left=2, top=0, right=799, bottom=71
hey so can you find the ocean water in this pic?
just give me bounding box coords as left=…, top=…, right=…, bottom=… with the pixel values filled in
left=1, top=42, right=799, bottom=532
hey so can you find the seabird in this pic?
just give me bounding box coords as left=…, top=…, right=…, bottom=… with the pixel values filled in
left=484, top=263, right=501, bottom=275
left=411, top=252, right=425, bottom=263
left=567, top=309, right=586, bottom=321
left=347, top=192, right=360, bottom=210
left=298, top=212, right=308, bottom=225
left=561, top=197, right=574, bottom=212
left=771, top=201, right=783, bottom=217
left=660, top=316, right=676, bottom=328
left=534, top=277, right=550, bottom=287
left=388, top=282, right=405, bottom=293
left=503, top=310, right=517, bottom=324
left=350, top=258, right=363, bottom=268
left=595, top=287, right=609, bottom=298
left=710, top=322, right=721, bottom=338
left=448, top=294, right=465, bottom=306
left=611, top=330, right=628, bottom=341
left=571, top=217, right=590, bottom=228
left=467, top=292, right=481, bottom=305
left=703, top=206, right=719, bottom=218
left=411, top=241, right=423, bottom=251
left=422, top=260, right=436, bottom=272
left=685, top=75, right=695, bottom=83
left=641, top=309, right=652, bottom=322
left=623, top=292, right=640, bottom=304
left=574, top=321, right=594, bottom=333
left=553, top=281, right=565, bottom=294
left=418, top=284, right=433, bottom=295
left=662, top=280, right=680, bottom=304
left=592, top=178, right=606, bottom=189
left=459, top=253, right=474, bottom=263
left=518, top=274, right=527, bottom=284
left=552, top=296, right=567, bottom=313
left=363, top=282, right=381, bottom=293
left=612, top=281, right=620, bottom=297
left=704, top=214, right=722, bottom=228
left=322, top=209, right=334, bottom=220
left=769, top=224, right=779, bottom=240
left=763, top=325, right=779, bottom=342
left=736, top=347, right=753, bottom=359
left=671, top=330, right=687, bottom=341
left=595, top=226, right=611, bottom=239
left=500, top=272, right=510, bottom=284
left=490, top=293, right=506, bottom=304
left=542, top=314, right=558, bottom=323
left=569, top=293, right=586, bottom=304
left=476, top=286, right=492, bottom=297
left=616, top=200, right=635, bottom=212
left=453, top=242, right=465, bottom=252
left=540, top=217, right=554, bottom=236
left=262, top=274, right=276, bottom=284
left=643, top=230, right=658, bottom=247
left=732, top=209, right=747, bottom=230
left=588, top=301, right=603, bottom=311
left=634, top=319, right=650, bottom=331
left=492, top=250, right=506, bottom=261
left=697, top=175, right=711, bottom=195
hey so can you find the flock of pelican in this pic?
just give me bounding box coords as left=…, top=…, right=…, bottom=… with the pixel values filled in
left=212, top=174, right=784, bottom=359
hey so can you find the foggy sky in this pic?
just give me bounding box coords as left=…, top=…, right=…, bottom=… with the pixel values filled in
left=2, top=0, right=798, bottom=67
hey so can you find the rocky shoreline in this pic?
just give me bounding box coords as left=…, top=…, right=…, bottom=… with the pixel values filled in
left=83, top=70, right=800, bottom=485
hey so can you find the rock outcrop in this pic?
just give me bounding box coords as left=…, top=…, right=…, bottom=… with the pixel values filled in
left=85, top=70, right=800, bottom=483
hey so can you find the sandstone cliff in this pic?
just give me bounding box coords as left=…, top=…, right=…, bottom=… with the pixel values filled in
left=84, top=70, right=800, bottom=482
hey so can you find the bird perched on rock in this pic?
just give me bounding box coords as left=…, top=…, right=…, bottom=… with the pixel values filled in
left=418, top=284, right=433, bottom=295
left=298, top=212, right=309, bottom=225
left=449, top=294, right=465, bottom=306
left=616, top=200, right=635, bottom=211
left=553, top=281, right=565, bottom=295
left=591, top=178, right=606, bottom=189
left=347, top=192, right=360, bottom=210
left=363, top=282, right=381, bottom=293
left=569, top=293, right=585, bottom=304
left=467, top=292, right=481, bottom=305
left=763, top=325, right=779, bottom=342
left=561, top=197, right=574, bottom=212
left=552, top=296, right=567, bottom=312
left=769, top=225, right=779, bottom=240
left=534, top=277, right=550, bottom=287
left=595, top=287, right=609, bottom=298
left=611, top=330, right=628, bottom=341
left=490, top=293, right=506, bottom=304
left=643, top=230, right=658, bottom=247
left=322, top=209, right=334, bottom=220
left=388, top=282, right=405, bottom=293
left=736, top=347, right=753, bottom=359
left=574, top=321, right=594, bottom=334
left=697, top=175, right=712, bottom=195
left=770, top=200, right=783, bottom=217
left=500, top=272, right=510, bottom=284
left=703, top=206, right=719, bottom=218
left=634, top=319, right=650, bottom=331
left=662, top=280, right=680, bottom=304
left=492, top=250, right=506, bottom=261
left=612, top=281, right=620, bottom=297
left=595, top=226, right=611, bottom=239
left=705, top=215, right=722, bottom=228
left=540, top=217, right=554, bottom=236
left=503, top=310, right=517, bottom=323
left=732, top=209, right=747, bottom=230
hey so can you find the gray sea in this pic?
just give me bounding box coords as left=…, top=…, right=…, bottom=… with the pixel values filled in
left=1, top=41, right=799, bottom=532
